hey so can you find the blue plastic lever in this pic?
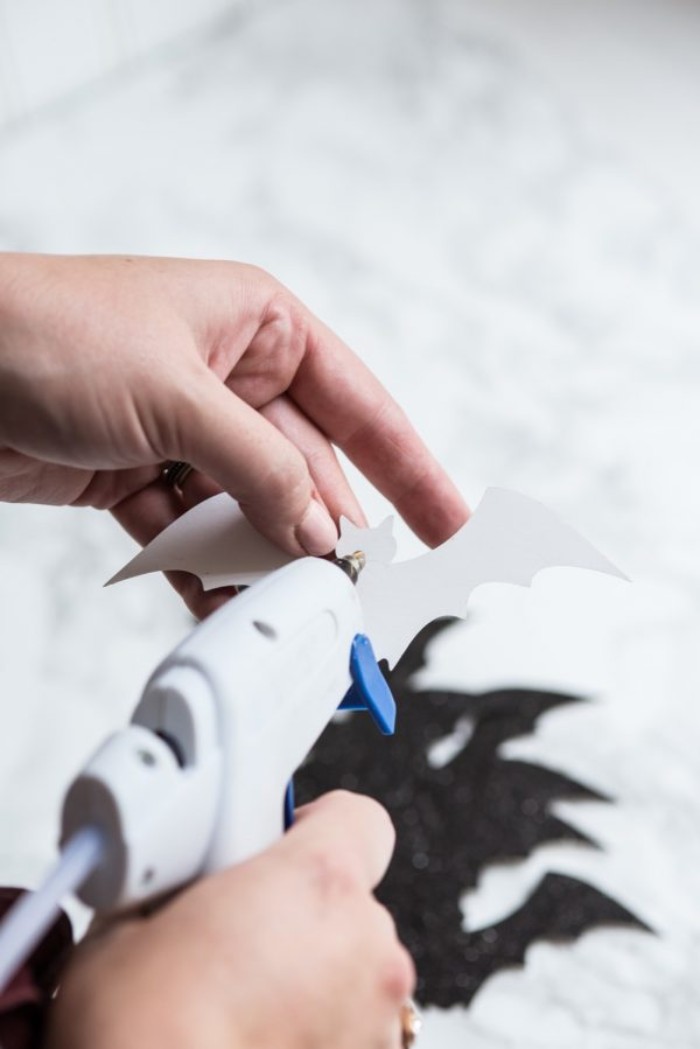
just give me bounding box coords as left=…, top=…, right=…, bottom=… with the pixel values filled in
left=285, top=633, right=396, bottom=830
left=338, top=633, right=396, bottom=735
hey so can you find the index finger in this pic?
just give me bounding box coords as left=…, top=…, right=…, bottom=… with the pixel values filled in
left=289, top=311, right=470, bottom=547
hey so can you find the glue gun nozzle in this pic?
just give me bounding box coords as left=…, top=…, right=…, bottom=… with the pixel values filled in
left=332, top=550, right=366, bottom=584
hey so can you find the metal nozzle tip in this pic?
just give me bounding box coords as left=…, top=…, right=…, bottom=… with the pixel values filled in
left=333, top=550, right=366, bottom=584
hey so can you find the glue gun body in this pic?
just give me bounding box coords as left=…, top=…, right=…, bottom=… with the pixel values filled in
left=62, top=557, right=364, bottom=912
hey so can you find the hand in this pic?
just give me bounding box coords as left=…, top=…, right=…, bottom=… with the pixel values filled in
left=0, top=254, right=468, bottom=613
left=46, top=791, right=415, bottom=1049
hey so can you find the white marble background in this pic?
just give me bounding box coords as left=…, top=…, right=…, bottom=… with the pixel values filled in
left=0, top=0, right=238, bottom=125
left=1, top=0, right=700, bottom=1044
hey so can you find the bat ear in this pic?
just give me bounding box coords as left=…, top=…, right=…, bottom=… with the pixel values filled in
left=373, top=517, right=398, bottom=564
left=337, top=516, right=397, bottom=565
left=337, top=516, right=366, bottom=558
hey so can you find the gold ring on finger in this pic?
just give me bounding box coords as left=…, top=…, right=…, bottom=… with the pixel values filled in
left=400, top=998, right=422, bottom=1048
left=161, top=460, right=194, bottom=490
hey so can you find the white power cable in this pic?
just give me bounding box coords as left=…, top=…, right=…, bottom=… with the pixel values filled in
left=0, top=825, right=105, bottom=992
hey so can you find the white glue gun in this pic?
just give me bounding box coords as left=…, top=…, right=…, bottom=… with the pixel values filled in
left=0, top=553, right=395, bottom=986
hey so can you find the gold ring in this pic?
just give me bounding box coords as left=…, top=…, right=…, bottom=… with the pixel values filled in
left=162, top=461, right=194, bottom=490
left=400, top=999, right=421, bottom=1048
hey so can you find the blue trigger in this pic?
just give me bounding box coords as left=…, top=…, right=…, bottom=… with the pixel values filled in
left=285, top=636, right=395, bottom=835
left=338, top=634, right=396, bottom=735
left=284, top=780, right=295, bottom=830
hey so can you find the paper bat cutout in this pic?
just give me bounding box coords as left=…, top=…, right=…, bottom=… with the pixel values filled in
left=295, top=621, right=648, bottom=1007
left=351, top=488, right=626, bottom=668
left=107, top=494, right=400, bottom=589
left=109, top=488, right=626, bottom=668
left=107, top=493, right=292, bottom=589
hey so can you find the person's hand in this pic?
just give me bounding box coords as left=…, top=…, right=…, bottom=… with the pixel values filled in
left=46, top=791, right=414, bottom=1049
left=0, top=253, right=468, bottom=612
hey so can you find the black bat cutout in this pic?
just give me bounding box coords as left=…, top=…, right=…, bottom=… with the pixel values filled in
left=295, top=621, right=648, bottom=1007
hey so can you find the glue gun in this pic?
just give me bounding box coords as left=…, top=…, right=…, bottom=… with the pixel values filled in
left=0, top=553, right=396, bottom=984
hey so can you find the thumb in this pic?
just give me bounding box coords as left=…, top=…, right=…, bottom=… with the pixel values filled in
left=175, top=370, right=338, bottom=556
left=285, top=790, right=396, bottom=891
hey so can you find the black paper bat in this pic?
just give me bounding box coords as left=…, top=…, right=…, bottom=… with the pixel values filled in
left=295, top=621, right=648, bottom=1007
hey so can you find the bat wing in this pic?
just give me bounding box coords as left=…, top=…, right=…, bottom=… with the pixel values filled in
left=358, top=487, right=627, bottom=668
left=107, top=492, right=295, bottom=589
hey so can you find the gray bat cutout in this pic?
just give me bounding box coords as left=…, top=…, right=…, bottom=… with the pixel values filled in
left=108, top=488, right=626, bottom=668
left=346, top=488, right=626, bottom=668
left=107, top=492, right=292, bottom=589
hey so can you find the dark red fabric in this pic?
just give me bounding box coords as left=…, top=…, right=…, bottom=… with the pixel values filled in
left=0, top=888, right=73, bottom=1049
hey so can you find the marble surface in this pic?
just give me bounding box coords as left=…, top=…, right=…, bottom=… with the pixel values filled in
left=0, top=0, right=236, bottom=127
left=1, top=0, right=700, bottom=1043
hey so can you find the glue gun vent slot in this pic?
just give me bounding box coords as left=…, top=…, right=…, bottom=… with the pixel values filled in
left=253, top=620, right=277, bottom=641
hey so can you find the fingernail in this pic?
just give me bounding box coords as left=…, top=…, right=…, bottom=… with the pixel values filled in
left=296, top=501, right=338, bottom=556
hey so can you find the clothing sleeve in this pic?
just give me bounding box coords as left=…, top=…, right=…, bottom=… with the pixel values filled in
left=0, top=888, right=73, bottom=1049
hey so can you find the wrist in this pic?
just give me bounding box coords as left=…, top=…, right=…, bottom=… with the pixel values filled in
left=0, top=253, right=36, bottom=444
left=0, top=252, right=33, bottom=324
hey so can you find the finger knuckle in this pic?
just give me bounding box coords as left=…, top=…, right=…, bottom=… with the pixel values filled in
left=265, top=287, right=308, bottom=333
left=305, top=843, right=360, bottom=900
left=243, top=262, right=274, bottom=285
left=261, top=289, right=310, bottom=362
left=366, top=904, right=415, bottom=1003
left=379, top=942, right=416, bottom=1004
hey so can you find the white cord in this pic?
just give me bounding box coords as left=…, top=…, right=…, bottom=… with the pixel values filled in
left=0, top=825, right=105, bottom=992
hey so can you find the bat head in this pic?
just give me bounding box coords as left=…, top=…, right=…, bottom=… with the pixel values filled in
left=337, top=515, right=397, bottom=565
